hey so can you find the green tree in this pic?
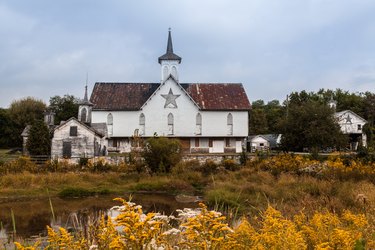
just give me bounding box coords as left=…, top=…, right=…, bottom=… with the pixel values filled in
left=142, top=137, right=182, bottom=173
left=264, top=100, right=285, bottom=133
left=280, top=100, right=347, bottom=152
left=0, top=108, right=16, bottom=147
left=249, top=108, right=268, bottom=134
left=49, top=95, right=79, bottom=124
left=26, top=120, right=51, bottom=155
left=8, top=97, right=46, bottom=147
left=363, top=92, right=375, bottom=147
left=249, top=99, right=285, bottom=135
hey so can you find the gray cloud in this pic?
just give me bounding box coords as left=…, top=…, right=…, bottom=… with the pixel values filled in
left=0, top=0, right=374, bottom=107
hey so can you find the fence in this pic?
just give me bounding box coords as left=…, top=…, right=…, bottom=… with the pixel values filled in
left=29, top=155, right=51, bottom=165
left=0, top=154, right=50, bottom=165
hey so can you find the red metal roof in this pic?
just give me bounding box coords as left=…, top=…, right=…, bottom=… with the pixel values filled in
left=90, top=82, right=251, bottom=111
left=185, top=83, right=251, bottom=110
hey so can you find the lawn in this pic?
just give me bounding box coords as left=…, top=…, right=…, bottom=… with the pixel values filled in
left=0, top=149, right=21, bottom=163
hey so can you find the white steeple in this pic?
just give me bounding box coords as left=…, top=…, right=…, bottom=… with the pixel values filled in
left=78, top=82, right=93, bottom=124
left=328, top=95, right=337, bottom=111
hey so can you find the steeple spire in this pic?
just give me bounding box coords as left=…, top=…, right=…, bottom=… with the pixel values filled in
left=158, top=28, right=181, bottom=64
left=84, top=84, right=88, bottom=102
left=81, top=74, right=93, bottom=105
left=84, top=72, right=89, bottom=102
left=166, top=27, right=173, bottom=54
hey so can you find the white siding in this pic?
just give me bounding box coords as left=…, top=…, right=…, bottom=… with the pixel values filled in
left=51, top=119, right=105, bottom=158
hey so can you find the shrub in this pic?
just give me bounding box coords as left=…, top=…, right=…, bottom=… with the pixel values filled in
left=79, top=157, right=89, bottom=167
left=222, top=159, right=240, bottom=171
left=142, top=137, right=182, bottom=173
left=87, top=157, right=112, bottom=172
left=200, top=160, right=219, bottom=176
left=172, top=160, right=201, bottom=174
left=45, top=158, right=79, bottom=172
left=1, top=156, right=38, bottom=174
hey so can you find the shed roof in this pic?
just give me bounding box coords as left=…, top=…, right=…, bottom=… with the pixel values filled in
left=90, top=82, right=251, bottom=111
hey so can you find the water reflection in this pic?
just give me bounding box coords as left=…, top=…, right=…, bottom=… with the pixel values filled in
left=0, top=193, right=199, bottom=239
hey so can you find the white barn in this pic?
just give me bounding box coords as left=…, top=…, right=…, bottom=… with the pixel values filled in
left=335, top=110, right=367, bottom=149
left=89, top=30, right=251, bottom=154
left=51, top=117, right=106, bottom=159
left=329, top=98, right=367, bottom=149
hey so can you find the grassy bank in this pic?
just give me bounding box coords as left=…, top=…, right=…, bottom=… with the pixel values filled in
left=0, top=172, right=197, bottom=200
left=0, top=165, right=374, bottom=218
left=0, top=154, right=375, bottom=217
left=2, top=153, right=375, bottom=249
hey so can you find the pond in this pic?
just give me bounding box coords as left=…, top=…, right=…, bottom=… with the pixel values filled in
left=0, top=193, right=200, bottom=240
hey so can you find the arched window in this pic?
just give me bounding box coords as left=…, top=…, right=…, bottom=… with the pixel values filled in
left=81, top=108, right=87, bottom=123
left=107, top=113, right=113, bottom=125
left=171, top=66, right=178, bottom=80
left=107, top=113, right=113, bottom=137
left=227, top=113, right=233, bottom=135
left=196, top=113, right=202, bottom=135
left=163, top=66, right=169, bottom=81
left=168, top=113, right=174, bottom=135
left=139, top=113, right=145, bottom=135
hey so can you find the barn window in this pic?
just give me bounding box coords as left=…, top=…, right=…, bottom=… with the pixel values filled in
left=62, top=141, right=72, bottom=158
left=226, top=138, right=231, bottom=147
left=196, top=113, right=202, bottom=135
left=108, top=139, right=117, bottom=147
left=358, top=124, right=362, bottom=131
left=139, top=113, right=145, bottom=135
left=70, top=126, right=77, bottom=136
left=81, top=108, right=87, bottom=122
left=227, top=113, right=233, bottom=135
left=195, top=138, right=200, bottom=147
left=107, top=113, right=113, bottom=137
left=168, top=113, right=174, bottom=135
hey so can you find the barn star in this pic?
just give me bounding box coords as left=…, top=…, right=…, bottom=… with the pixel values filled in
left=345, top=114, right=352, bottom=123
left=161, top=88, right=180, bottom=108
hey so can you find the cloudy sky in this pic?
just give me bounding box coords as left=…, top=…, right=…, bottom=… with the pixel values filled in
left=1, top=0, right=375, bottom=108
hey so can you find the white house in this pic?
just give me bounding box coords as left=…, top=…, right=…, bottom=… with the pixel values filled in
left=329, top=98, right=367, bottom=149
left=335, top=110, right=367, bottom=149
left=89, top=30, right=251, bottom=154
left=248, top=134, right=281, bottom=152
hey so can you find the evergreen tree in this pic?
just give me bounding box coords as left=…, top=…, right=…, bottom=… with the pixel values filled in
left=0, top=108, right=15, bottom=147
left=26, top=120, right=51, bottom=155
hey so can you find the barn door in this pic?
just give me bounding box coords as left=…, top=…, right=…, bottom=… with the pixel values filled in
left=212, top=140, right=224, bottom=153
left=63, top=141, right=72, bottom=158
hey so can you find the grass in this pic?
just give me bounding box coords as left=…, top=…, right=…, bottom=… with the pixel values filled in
left=1, top=155, right=375, bottom=221
left=0, top=172, right=196, bottom=200
left=204, top=168, right=375, bottom=217
left=1, top=168, right=374, bottom=218
left=58, top=187, right=110, bottom=198
left=0, top=149, right=20, bottom=163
